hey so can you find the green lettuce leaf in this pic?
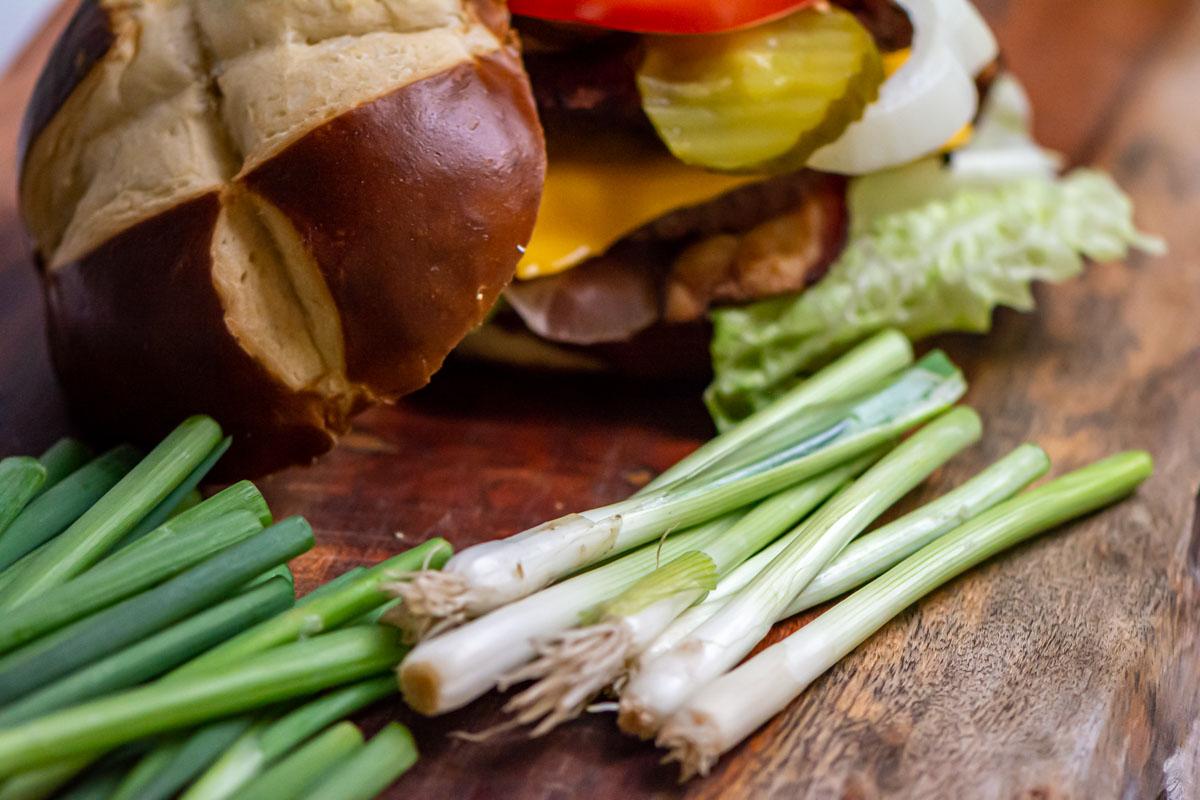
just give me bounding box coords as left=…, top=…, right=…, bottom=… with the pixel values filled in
left=705, top=76, right=1163, bottom=429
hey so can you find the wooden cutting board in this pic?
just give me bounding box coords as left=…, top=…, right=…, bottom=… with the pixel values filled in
left=2, top=2, right=1199, bottom=797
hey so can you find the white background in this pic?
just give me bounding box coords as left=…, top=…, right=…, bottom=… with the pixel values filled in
left=0, top=0, right=58, bottom=74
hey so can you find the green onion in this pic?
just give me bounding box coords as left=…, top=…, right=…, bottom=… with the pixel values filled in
left=657, top=451, right=1154, bottom=779
left=0, top=763, right=80, bottom=800
left=500, top=455, right=878, bottom=734
left=643, top=443, right=1052, bottom=660
left=237, top=723, right=364, bottom=800
left=0, top=511, right=266, bottom=655
left=0, top=521, right=316, bottom=798
left=107, top=743, right=185, bottom=800
left=93, top=545, right=435, bottom=799
left=185, top=539, right=449, bottom=674
left=618, top=407, right=981, bottom=737
left=396, top=352, right=965, bottom=639
left=297, top=567, right=368, bottom=606
left=35, top=438, right=93, bottom=493
left=0, top=517, right=313, bottom=703
left=117, top=718, right=254, bottom=800
left=0, top=458, right=46, bottom=538
left=298, top=723, right=417, bottom=800
left=400, top=515, right=743, bottom=715
left=181, top=678, right=396, bottom=800
left=0, top=416, right=223, bottom=609
left=55, top=763, right=126, bottom=800
left=113, top=437, right=232, bottom=551
left=169, top=489, right=204, bottom=519
left=0, top=447, right=139, bottom=573
left=0, top=626, right=408, bottom=775
left=250, top=563, right=295, bottom=590
left=0, top=577, right=294, bottom=725
left=641, top=329, right=913, bottom=493
left=98, top=480, right=272, bottom=569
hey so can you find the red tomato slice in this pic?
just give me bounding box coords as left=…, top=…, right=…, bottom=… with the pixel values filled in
left=508, top=0, right=817, bottom=35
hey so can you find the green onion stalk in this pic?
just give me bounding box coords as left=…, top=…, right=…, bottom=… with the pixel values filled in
left=0, top=510, right=267, bottom=656
left=0, top=505, right=347, bottom=799
left=0, top=416, right=224, bottom=610
left=111, top=718, right=252, bottom=800
left=642, top=443, right=1051, bottom=663
left=297, top=723, right=417, bottom=800
left=34, top=439, right=93, bottom=493
left=656, top=451, right=1154, bottom=780
left=498, top=455, right=880, bottom=735
left=399, top=515, right=744, bottom=716
left=0, top=447, right=139, bottom=574
left=100, top=539, right=449, bottom=800
left=180, top=678, right=396, bottom=800
left=392, top=351, right=965, bottom=640
left=638, top=329, right=913, bottom=494
left=0, top=517, right=313, bottom=703
left=0, top=457, right=46, bottom=539
left=236, top=722, right=364, bottom=800
left=0, top=577, right=295, bottom=726
left=0, top=476, right=264, bottom=604
left=112, top=436, right=233, bottom=551
left=618, top=407, right=983, bottom=739
left=0, top=627, right=408, bottom=775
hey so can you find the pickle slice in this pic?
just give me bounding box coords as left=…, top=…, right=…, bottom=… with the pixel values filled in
left=636, top=7, right=885, bottom=173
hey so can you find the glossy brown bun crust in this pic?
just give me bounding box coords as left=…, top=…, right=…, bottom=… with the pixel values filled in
left=21, top=0, right=545, bottom=476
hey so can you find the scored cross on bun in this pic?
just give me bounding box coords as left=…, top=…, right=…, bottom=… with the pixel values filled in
left=19, top=0, right=545, bottom=475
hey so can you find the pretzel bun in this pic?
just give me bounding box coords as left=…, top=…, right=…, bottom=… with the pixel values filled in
left=19, top=0, right=545, bottom=475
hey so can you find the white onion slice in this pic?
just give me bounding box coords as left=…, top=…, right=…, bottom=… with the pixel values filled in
left=941, top=0, right=1000, bottom=75
left=807, top=0, right=983, bottom=175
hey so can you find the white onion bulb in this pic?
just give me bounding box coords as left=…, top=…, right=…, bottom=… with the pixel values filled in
left=807, top=0, right=995, bottom=175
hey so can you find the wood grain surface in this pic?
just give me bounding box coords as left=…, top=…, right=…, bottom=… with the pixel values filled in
left=2, top=1, right=1200, bottom=798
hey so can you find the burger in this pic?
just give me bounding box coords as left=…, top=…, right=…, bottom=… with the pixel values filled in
left=459, top=0, right=1160, bottom=427
left=18, top=0, right=1158, bottom=472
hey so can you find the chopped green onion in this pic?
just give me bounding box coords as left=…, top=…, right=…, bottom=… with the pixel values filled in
left=298, top=723, right=417, bottom=800
left=182, top=678, right=396, bottom=800
left=0, top=577, right=294, bottom=725
left=619, top=407, right=981, bottom=737
left=0, top=517, right=313, bottom=703
left=233, top=723, right=364, bottom=800
left=0, top=447, right=139, bottom=573
left=0, top=511, right=266, bottom=655
left=644, top=443, right=1051, bottom=661
left=0, top=416, right=224, bottom=609
left=657, top=451, right=1154, bottom=779
left=0, top=626, right=408, bottom=775
left=500, top=456, right=877, bottom=734
left=35, top=439, right=93, bottom=493
left=641, top=329, right=913, bottom=493
left=396, top=352, right=964, bottom=639
left=400, top=515, right=743, bottom=715
left=0, top=458, right=46, bottom=538
left=113, top=436, right=232, bottom=551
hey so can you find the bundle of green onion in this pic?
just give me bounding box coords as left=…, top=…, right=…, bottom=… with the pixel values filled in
left=389, top=329, right=1152, bottom=783
left=0, top=419, right=440, bottom=799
